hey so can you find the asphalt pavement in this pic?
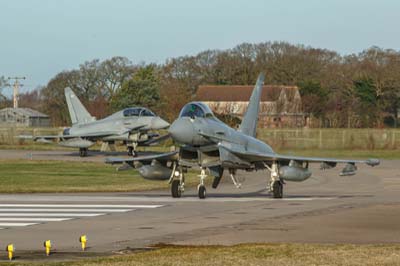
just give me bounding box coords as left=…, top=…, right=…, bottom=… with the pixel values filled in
left=0, top=150, right=398, bottom=261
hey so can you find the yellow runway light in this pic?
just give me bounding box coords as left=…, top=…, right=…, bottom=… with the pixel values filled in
left=6, top=244, right=14, bottom=261
left=44, top=240, right=51, bottom=256
left=79, top=235, right=87, bottom=251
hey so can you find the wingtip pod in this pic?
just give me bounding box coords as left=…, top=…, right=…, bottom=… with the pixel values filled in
left=366, top=158, right=380, bottom=167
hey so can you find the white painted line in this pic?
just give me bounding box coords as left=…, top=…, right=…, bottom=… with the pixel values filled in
left=0, top=218, right=72, bottom=222
left=0, top=204, right=163, bottom=208
left=0, top=222, right=38, bottom=227
left=0, top=208, right=132, bottom=212
left=0, top=213, right=105, bottom=217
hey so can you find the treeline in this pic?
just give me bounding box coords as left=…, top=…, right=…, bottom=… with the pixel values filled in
left=2, top=41, right=400, bottom=127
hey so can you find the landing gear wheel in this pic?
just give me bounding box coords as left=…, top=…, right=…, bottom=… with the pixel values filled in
left=79, top=148, right=88, bottom=157
left=198, top=185, right=206, bottom=199
left=171, top=180, right=182, bottom=198
left=272, top=181, right=283, bottom=199
left=127, top=147, right=136, bottom=157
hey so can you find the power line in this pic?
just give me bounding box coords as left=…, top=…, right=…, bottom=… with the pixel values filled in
left=7, top=77, right=26, bottom=108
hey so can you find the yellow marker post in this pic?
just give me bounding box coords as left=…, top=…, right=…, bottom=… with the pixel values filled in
left=79, top=235, right=87, bottom=251
left=44, top=240, right=51, bottom=256
left=6, top=244, right=14, bottom=261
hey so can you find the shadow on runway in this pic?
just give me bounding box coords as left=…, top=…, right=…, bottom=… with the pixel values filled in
left=117, top=189, right=374, bottom=200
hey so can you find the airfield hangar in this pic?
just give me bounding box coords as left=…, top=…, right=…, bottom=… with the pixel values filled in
left=196, top=85, right=307, bottom=128
left=0, top=107, right=50, bottom=127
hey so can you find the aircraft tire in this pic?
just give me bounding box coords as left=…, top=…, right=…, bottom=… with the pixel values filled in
left=171, top=180, right=181, bottom=198
left=272, top=181, right=283, bottom=199
left=79, top=148, right=88, bottom=157
left=127, top=147, right=135, bottom=157
left=198, top=185, right=206, bottom=199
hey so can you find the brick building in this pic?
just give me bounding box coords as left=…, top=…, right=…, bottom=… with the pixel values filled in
left=196, top=85, right=306, bottom=128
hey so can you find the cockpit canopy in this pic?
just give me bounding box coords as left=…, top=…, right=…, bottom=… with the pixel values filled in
left=123, top=107, right=155, bottom=117
left=179, top=102, right=214, bottom=118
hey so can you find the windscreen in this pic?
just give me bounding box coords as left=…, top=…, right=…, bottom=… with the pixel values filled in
left=179, top=102, right=213, bottom=118
left=139, top=109, right=155, bottom=117
left=123, top=108, right=141, bottom=117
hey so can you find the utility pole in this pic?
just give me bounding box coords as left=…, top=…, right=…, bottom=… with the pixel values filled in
left=7, top=77, right=26, bottom=108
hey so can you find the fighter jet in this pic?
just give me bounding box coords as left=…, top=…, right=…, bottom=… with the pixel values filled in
left=106, top=74, right=379, bottom=199
left=33, top=87, right=170, bottom=157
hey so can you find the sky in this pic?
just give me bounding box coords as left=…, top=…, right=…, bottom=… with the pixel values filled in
left=0, top=0, right=399, bottom=94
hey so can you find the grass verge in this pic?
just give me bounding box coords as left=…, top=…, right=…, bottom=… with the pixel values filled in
left=2, top=243, right=400, bottom=266
left=0, top=160, right=198, bottom=193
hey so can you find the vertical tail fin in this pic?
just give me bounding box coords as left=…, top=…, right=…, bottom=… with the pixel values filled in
left=238, top=73, right=265, bottom=137
left=64, top=87, right=96, bottom=125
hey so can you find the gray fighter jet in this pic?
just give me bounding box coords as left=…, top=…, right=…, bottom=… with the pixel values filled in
left=106, top=74, right=379, bottom=199
left=34, top=87, right=169, bottom=157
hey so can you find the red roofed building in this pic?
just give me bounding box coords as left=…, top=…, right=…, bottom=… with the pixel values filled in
left=196, top=85, right=307, bottom=128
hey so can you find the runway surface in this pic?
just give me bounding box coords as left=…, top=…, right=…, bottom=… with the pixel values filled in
left=0, top=150, right=399, bottom=257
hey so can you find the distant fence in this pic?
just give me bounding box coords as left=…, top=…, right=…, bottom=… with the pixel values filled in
left=0, top=127, right=62, bottom=145
left=0, top=126, right=399, bottom=150
left=257, top=129, right=400, bottom=150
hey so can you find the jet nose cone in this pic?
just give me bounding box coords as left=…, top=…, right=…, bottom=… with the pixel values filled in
left=151, top=117, right=170, bottom=130
left=168, top=118, right=194, bottom=144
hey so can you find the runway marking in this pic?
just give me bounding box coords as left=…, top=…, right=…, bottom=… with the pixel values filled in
left=0, top=208, right=132, bottom=213
left=0, top=213, right=105, bottom=217
left=0, top=203, right=165, bottom=229
left=0, top=223, right=38, bottom=227
left=0, top=204, right=163, bottom=208
left=0, top=218, right=72, bottom=222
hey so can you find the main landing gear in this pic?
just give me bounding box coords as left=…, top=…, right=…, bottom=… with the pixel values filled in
left=271, top=180, right=283, bottom=198
left=79, top=148, right=88, bottom=157
left=265, top=162, right=284, bottom=198
left=197, top=168, right=207, bottom=199
left=127, top=146, right=137, bottom=157
left=127, top=142, right=138, bottom=157
left=229, top=169, right=242, bottom=189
